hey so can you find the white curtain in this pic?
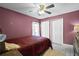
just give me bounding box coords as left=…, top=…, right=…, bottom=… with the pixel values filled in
left=41, top=20, right=49, bottom=38
left=32, top=22, right=40, bottom=36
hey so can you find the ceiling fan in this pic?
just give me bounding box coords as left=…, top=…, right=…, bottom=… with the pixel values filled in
left=38, top=4, right=54, bottom=15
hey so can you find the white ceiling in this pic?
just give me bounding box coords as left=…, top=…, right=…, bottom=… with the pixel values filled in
left=0, top=3, right=79, bottom=19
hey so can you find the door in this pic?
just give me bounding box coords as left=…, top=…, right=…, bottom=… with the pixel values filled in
left=50, top=18, right=63, bottom=44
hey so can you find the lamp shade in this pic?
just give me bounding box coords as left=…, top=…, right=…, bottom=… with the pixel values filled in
left=74, top=24, right=79, bottom=32
left=0, top=34, right=6, bottom=42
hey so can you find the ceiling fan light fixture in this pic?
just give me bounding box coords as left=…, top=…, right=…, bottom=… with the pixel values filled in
left=38, top=3, right=54, bottom=15
left=38, top=4, right=46, bottom=15
left=39, top=4, right=46, bottom=11
left=38, top=10, right=45, bottom=15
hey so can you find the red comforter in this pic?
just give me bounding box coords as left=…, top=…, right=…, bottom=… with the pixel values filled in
left=6, top=36, right=52, bottom=56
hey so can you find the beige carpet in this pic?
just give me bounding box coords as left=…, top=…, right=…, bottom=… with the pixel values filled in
left=1, top=49, right=22, bottom=56
left=43, top=48, right=65, bottom=56
left=1, top=48, right=64, bottom=56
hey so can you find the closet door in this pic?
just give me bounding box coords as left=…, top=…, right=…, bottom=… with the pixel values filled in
left=41, top=20, right=49, bottom=38
left=50, top=18, right=63, bottom=44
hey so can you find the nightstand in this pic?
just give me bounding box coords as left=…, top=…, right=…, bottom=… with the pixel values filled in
left=0, top=42, right=5, bottom=54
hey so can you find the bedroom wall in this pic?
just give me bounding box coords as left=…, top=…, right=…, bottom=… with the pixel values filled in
left=0, top=7, right=39, bottom=39
left=40, top=10, right=79, bottom=45
left=63, top=10, right=79, bottom=44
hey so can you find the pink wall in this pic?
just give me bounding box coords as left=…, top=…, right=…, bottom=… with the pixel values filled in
left=63, top=11, right=79, bottom=44
left=40, top=10, right=79, bottom=45
left=0, top=7, right=39, bottom=39
left=0, top=7, right=79, bottom=44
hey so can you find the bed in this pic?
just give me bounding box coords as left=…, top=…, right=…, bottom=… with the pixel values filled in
left=5, top=36, right=52, bottom=56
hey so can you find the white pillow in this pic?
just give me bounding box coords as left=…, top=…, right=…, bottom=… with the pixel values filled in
left=5, top=42, right=21, bottom=50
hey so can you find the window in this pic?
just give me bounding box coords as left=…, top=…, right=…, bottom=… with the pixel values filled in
left=32, top=22, right=40, bottom=36
left=41, top=20, right=49, bottom=38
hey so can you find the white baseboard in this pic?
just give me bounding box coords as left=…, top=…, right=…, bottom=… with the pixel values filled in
left=52, top=42, right=73, bottom=47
